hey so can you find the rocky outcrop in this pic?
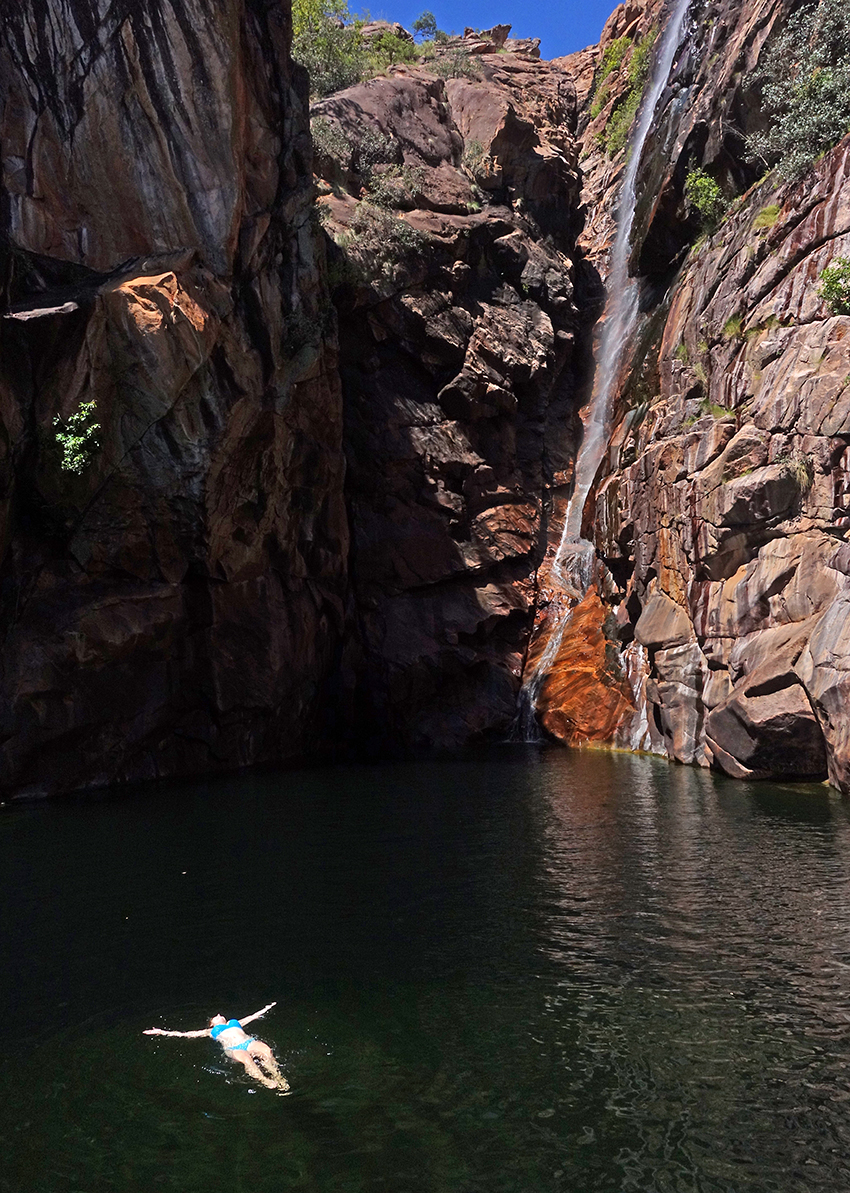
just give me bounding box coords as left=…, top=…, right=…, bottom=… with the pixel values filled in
left=0, top=1, right=348, bottom=795
left=312, top=49, right=585, bottom=750
left=534, top=0, right=850, bottom=792
left=6, top=0, right=850, bottom=796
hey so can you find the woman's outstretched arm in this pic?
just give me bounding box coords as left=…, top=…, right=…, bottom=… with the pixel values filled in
left=143, top=1027, right=210, bottom=1037
left=238, top=1001, right=277, bottom=1027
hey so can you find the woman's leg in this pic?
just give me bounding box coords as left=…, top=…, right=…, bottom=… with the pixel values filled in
left=230, top=1050, right=279, bottom=1089
left=248, top=1041, right=289, bottom=1090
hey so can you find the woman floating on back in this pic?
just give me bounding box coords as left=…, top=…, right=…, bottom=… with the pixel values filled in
left=144, top=1001, right=289, bottom=1091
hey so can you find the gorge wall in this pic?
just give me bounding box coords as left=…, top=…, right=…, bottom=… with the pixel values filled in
left=0, top=0, right=348, bottom=794
left=2, top=0, right=849, bottom=796
left=311, top=41, right=587, bottom=752
left=534, top=0, right=850, bottom=793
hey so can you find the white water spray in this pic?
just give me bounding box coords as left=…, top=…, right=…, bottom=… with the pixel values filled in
left=520, top=0, right=692, bottom=728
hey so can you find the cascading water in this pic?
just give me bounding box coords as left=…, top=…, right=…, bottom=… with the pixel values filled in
left=520, top=0, right=692, bottom=730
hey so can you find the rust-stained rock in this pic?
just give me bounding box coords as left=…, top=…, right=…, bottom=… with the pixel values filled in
left=536, top=587, right=635, bottom=745
left=555, top=0, right=850, bottom=790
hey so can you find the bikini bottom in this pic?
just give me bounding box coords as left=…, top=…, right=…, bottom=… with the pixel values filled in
left=225, top=1038, right=254, bottom=1052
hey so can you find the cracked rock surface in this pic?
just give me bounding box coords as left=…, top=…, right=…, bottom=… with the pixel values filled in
left=534, top=0, right=850, bottom=790
left=0, top=0, right=348, bottom=794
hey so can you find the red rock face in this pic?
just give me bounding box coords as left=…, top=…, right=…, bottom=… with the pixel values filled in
left=534, top=587, right=636, bottom=744
left=534, top=0, right=850, bottom=792
left=0, top=1, right=348, bottom=794
left=6, top=0, right=848, bottom=794
left=311, top=54, right=587, bottom=751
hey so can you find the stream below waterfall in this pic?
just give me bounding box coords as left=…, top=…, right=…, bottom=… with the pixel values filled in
left=4, top=748, right=850, bottom=1192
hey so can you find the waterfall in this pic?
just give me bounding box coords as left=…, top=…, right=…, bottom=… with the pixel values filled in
left=520, top=0, right=692, bottom=727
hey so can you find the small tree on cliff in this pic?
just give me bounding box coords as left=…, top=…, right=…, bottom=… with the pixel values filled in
left=293, top=0, right=365, bottom=98
left=746, top=0, right=850, bottom=179
left=412, top=11, right=438, bottom=41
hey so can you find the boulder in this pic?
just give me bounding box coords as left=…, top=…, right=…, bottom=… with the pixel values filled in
left=706, top=684, right=826, bottom=780
left=796, top=593, right=850, bottom=793
left=360, top=21, right=414, bottom=43
left=634, top=589, right=695, bottom=649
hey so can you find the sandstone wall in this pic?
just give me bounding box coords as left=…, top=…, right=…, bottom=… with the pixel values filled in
left=312, top=53, right=588, bottom=750
left=537, top=0, right=850, bottom=793
left=0, top=0, right=348, bottom=794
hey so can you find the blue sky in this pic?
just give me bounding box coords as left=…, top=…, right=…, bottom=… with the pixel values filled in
left=365, top=1, right=617, bottom=59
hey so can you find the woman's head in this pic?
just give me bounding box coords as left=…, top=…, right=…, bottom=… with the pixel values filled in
left=209, top=1014, right=226, bottom=1027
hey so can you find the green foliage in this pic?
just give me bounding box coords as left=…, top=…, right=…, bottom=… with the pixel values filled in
left=367, top=163, right=424, bottom=208
left=53, top=400, right=100, bottom=474
left=722, top=314, right=744, bottom=340
left=462, top=138, right=489, bottom=177
left=684, top=168, right=727, bottom=229
left=590, top=82, right=610, bottom=120
left=674, top=341, right=689, bottom=363
left=600, top=30, right=656, bottom=156
left=293, top=0, right=420, bottom=97
left=432, top=47, right=479, bottom=79
left=337, top=203, right=430, bottom=284
left=311, top=116, right=353, bottom=169
left=818, top=256, right=850, bottom=315
left=753, top=203, right=781, bottom=230
left=700, top=398, right=728, bottom=419
left=353, top=129, right=397, bottom=180
left=292, top=0, right=366, bottom=98
left=604, top=88, right=640, bottom=156
left=412, top=11, right=438, bottom=41
left=627, top=27, right=656, bottom=88
left=365, top=30, right=419, bottom=71
left=746, top=0, right=850, bottom=179
left=597, top=36, right=630, bottom=85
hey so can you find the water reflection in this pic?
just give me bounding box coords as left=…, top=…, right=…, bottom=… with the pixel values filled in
left=531, top=754, right=850, bottom=1191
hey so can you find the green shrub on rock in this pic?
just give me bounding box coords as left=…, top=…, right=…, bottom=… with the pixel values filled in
left=753, top=203, right=781, bottom=230
left=597, top=36, right=630, bottom=87
left=746, top=0, right=850, bottom=179
left=312, top=117, right=354, bottom=170
left=684, top=168, right=727, bottom=229
left=293, top=0, right=365, bottom=98
left=365, top=30, right=419, bottom=73
left=412, top=11, right=438, bottom=41
left=53, top=401, right=100, bottom=474
left=336, top=204, right=429, bottom=284
left=432, top=47, right=480, bottom=79
left=605, top=89, right=640, bottom=156
left=600, top=28, right=657, bottom=157
left=294, top=0, right=419, bottom=98
left=818, top=257, right=850, bottom=315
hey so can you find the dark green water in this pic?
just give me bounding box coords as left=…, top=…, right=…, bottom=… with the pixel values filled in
left=4, top=748, right=850, bottom=1193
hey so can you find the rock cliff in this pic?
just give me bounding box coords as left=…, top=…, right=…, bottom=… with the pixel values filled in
left=4, top=0, right=850, bottom=796
left=311, top=49, right=585, bottom=751
left=534, top=0, right=850, bottom=793
left=0, top=0, right=348, bottom=794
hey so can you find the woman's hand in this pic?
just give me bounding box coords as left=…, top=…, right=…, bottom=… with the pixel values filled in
left=143, top=1028, right=165, bottom=1034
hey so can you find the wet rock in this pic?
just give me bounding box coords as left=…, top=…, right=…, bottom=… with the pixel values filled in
left=536, top=0, right=850, bottom=791
left=536, top=587, right=636, bottom=745
left=796, top=594, right=850, bottom=793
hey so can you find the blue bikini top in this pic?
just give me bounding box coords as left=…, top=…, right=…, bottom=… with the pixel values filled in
left=210, top=1018, right=242, bottom=1039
